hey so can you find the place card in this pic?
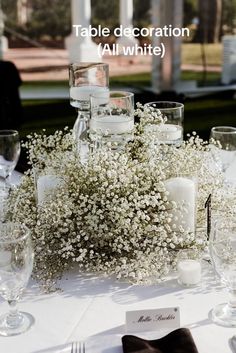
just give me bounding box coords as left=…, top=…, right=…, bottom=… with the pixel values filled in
left=126, top=307, right=180, bottom=332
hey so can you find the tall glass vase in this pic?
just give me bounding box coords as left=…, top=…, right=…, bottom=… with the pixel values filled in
left=69, top=63, right=109, bottom=164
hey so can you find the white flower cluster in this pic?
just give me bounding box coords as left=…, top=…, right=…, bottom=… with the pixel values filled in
left=8, top=106, right=224, bottom=289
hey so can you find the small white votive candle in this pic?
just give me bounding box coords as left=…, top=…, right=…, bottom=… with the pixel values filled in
left=177, top=259, right=201, bottom=286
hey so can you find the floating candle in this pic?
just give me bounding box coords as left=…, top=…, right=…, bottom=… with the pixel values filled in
left=145, top=124, right=183, bottom=144
left=158, top=124, right=182, bottom=141
left=70, top=86, right=109, bottom=104
left=90, top=115, right=134, bottom=135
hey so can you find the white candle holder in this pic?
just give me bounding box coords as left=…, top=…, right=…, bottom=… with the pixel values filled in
left=177, top=249, right=202, bottom=287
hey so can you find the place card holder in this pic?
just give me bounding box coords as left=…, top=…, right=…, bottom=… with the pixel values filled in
left=126, top=307, right=180, bottom=333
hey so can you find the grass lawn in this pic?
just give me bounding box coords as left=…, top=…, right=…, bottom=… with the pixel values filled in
left=181, top=43, right=222, bottom=66
left=21, top=70, right=222, bottom=93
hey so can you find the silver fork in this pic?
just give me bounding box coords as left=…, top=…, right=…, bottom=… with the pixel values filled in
left=71, top=341, right=85, bottom=353
left=71, top=341, right=78, bottom=353
left=79, top=341, right=85, bottom=353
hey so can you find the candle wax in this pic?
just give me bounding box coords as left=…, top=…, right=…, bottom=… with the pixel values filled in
left=145, top=124, right=182, bottom=142
left=70, top=86, right=109, bottom=102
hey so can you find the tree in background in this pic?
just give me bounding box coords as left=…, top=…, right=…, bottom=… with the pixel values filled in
left=2, top=0, right=71, bottom=41
left=2, top=0, right=236, bottom=45
left=184, top=0, right=197, bottom=27
left=26, top=0, right=71, bottom=39
left=195, top=0, right=222, bottom=43
left=133, top=0, right=150, bottom=28
left=2, top=0, right=17, bottom=25
left=91, top=0, right=119, bottom=29
left=222, top=0, right=236, bottom=34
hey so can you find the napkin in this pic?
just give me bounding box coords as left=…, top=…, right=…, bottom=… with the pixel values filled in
left=122, top=328, right=199, bottom=353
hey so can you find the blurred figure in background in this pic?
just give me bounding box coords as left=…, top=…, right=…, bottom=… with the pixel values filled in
left=0, top=60, right=23, bottom=129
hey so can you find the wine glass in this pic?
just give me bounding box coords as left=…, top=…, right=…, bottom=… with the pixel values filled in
left=210, top=217, right=236, bottom=327
left=210, top=126, right=236, bottom=182
left=0, top=222, right=34, bottom=336
left=0, top=130, right=20, bottom=185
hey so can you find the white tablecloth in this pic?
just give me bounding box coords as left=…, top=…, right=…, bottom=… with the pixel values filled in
left=0, top=264, right=235, bottom=353
left=0, top=166, right=235, bottom=353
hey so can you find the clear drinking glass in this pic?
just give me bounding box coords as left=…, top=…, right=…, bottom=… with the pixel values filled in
left=0, top=222, right=34, bottom=336
left=210, top=217, right=236, bottom=327
left=210, top=126, right=236, bottom=181
left=144, top=101, right=184, bottom=146
left=69, top=63, right=109, bottom=163
left=0, top=130, right=20, bottom=185
left=90, top=91, right=134, bottom=150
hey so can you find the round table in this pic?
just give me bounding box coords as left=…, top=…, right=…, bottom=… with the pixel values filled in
left=0, top=166, right=235, bottom=353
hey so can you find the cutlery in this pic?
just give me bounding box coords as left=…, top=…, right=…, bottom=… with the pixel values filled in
left=71, top=341, right=85, bottom=353
left=230, top=335, right=236, bottom=353
left=71, top=341, right=77, bottom=353
left=79, top=341, right=85, bottom=353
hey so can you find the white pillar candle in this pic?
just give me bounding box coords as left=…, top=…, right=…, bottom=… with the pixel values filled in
left=178, top=259, right=201, bottom=285
left=90, top=115, right=134, bottom=135
left=37, top=175, right=62, bottom=205
left=164, top=177, right=196, bottom=233
left=70, top=86, right=109, bottom=102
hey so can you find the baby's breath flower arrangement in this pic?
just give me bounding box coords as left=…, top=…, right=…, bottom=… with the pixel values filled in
left=8, top=105, right=224, bottom=290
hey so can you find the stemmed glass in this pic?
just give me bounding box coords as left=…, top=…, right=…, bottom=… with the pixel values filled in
left=210, top=126, right=236, bottom=182
left=69, top=63, right=109, bottom=163
left=0, top=130, right=20, bottom=185
left=0, top=222, right=34, bottom=336
left=210, top=217, right=236, bottom=327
